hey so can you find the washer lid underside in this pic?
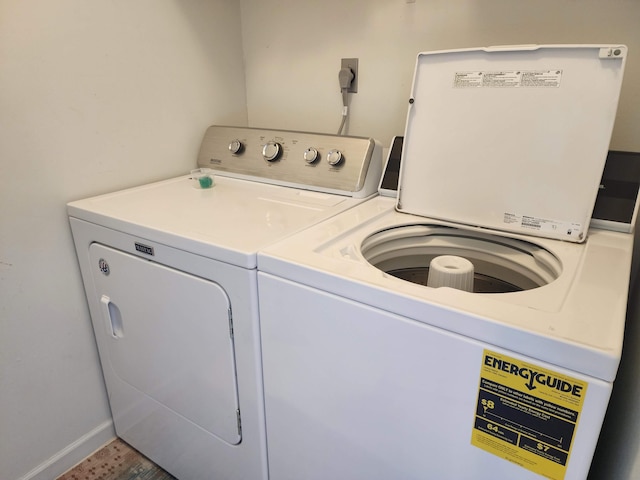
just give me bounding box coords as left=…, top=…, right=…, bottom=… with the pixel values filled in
left=398, top=45, right=627, bottom=243
left=361, top=224, right=562, bottom=293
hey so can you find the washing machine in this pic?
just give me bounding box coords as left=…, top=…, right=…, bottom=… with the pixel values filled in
left=67, top=125, right=382, bottom=480
left=257, top=45, right=633, bottom=480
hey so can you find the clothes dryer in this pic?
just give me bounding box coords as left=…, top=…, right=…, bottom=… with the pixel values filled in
left=257, top=45, right=633, bottom=480
left=68, top=126, right=381, bottom=480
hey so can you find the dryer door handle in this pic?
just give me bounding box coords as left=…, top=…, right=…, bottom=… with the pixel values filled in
left=100, top=295, right=124, bottom=339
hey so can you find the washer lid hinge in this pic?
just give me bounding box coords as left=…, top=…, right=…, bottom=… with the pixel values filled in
left=236, top=409, right=242, bottom=436
left=228, top=307, right=234, bottom=339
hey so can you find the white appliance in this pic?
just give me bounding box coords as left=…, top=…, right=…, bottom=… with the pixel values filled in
left=68, top=125, right=382, bottom=480
left=257, top=45, right=633, bottom=480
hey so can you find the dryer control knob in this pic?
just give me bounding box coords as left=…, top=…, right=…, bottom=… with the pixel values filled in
left=327, top=149, right=344, bottom=166
left=303, top=147, right=319, bottom=164
left=228, top=139, right=244, bottom=155
left=262, top=141, right=282, bottom=162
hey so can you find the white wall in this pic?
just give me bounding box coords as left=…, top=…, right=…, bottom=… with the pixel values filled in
left=240, top=0, right=640, bottom=151
left=0, top=1, right=247, bottom=479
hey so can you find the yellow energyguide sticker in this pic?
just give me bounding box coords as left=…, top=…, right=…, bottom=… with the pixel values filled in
left=471, top=350, right=587, bottom=480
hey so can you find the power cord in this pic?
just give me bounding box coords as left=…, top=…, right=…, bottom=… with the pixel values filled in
left=337, top=67, right=355, bottom=135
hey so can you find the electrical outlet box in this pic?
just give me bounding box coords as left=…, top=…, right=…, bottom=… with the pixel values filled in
left=341, top=58, right=358, bottom=93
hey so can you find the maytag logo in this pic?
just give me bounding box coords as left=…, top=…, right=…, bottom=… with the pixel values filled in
left=135, top=242, right=154, bottom=256
left=209, top=158, right=222, bottom=165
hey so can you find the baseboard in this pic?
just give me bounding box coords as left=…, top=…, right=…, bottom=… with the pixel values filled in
left=17, top=420, right=116, bottom=480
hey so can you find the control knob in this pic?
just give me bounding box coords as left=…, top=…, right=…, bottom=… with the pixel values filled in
left=327, top=149, right=344, bottom=166
left=228, top=139, right=243, bottom=155
left=262, top=141, right=282, bottom=162
left=303, top=147, right=319, bottom=164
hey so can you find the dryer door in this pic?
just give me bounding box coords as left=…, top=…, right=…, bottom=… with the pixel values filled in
left=89, top=243, right=241, bottom=445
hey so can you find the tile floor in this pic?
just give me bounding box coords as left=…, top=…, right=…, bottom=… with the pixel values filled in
left=56, top=438, right=176, bottom=480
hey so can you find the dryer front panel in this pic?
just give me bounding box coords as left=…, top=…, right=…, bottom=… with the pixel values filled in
left=89, top=243, right=241, bottom=445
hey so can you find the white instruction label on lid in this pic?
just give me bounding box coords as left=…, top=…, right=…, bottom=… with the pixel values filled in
left=503, top=212, right=582, bottom=239
left=454, top=70, right=562, bottom=88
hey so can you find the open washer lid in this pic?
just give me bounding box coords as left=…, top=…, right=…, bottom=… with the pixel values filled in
left=397, top=44, right=627, bottom=243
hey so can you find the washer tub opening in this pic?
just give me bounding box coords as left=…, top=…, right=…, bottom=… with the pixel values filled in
left=360, top=225, right=562, bottom=293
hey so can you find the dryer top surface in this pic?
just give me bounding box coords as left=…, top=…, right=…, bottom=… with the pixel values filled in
left=68, top=174, right=365, bottom=269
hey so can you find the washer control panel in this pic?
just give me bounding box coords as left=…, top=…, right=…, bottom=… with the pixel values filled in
left=197, top=125, right=380, bottom=197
